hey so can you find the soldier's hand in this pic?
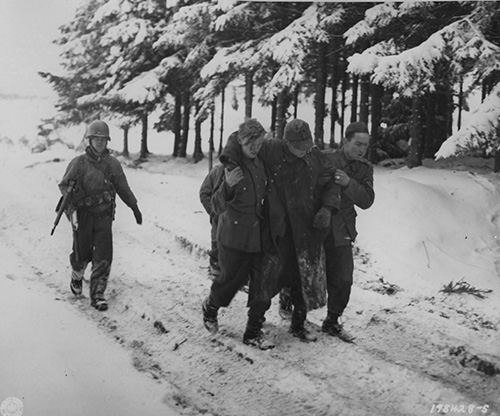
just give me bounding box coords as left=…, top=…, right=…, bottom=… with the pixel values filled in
left=225, top=167, right=244, bottom=188
left=334, top=169, right=350, bottom=187
left=313, top=207, right=331, bottom=229
left=132, top=206, right=143, bottom=225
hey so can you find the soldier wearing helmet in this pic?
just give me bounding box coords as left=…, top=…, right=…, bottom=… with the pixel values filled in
left=58, top=120, right=143, bottom=311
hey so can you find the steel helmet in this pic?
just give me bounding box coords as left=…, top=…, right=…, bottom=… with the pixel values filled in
left=85, top=120, right=110, bottom=140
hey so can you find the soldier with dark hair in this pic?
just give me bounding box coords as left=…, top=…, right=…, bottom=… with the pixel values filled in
left=322, top=121, right=375, bottom=342
left=58, top=120, right=142, bottom=311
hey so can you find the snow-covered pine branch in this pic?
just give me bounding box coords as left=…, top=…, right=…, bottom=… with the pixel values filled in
left=435, top=83, right=500, bottom=158
left=213, top=2, right=253, bottom=32
left=115, top=68, right=163, bottom=104
left=344, top=2, right=433, bottom=46
left=347, top=39, right=399, bottom=75
left=200, top=40, right=259, bottom=80
left=256, top=4, right=343, bottom=100
left=154, top=2, right=212, bottom=49
left=348, top=17, right=500, bottom=96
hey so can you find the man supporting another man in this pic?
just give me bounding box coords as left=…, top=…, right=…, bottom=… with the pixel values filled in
left=322, top=121, right=375, bottom=342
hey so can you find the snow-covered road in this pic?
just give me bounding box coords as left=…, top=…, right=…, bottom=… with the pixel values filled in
left=1, top=144, right=499, bottom=415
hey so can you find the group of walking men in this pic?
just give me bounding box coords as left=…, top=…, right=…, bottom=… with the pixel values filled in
left=199, top=118, right=374, bottom=349
left=57, top=117, right=374, bottom=345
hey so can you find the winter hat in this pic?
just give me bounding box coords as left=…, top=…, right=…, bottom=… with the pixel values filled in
left=283, top=119, right=313, bottom=151
left=238, top=119, right=266, bottom=143
left=345, top=121, right=369, bottom=139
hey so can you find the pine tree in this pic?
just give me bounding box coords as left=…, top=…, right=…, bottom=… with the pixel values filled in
left=346, top=1, right=500, bottom=165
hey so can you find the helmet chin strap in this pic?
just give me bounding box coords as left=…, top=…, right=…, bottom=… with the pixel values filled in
left=89, top=141, right=106, bottom=155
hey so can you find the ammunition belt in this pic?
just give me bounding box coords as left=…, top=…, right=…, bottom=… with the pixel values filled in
left=75, top=190, right=115, bottom=209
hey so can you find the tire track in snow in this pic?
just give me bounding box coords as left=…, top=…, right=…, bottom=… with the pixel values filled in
left=2, top=161, right=498, bottom=416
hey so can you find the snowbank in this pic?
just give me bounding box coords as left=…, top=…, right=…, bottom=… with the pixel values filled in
left=357, top=166, right=500, bottom=300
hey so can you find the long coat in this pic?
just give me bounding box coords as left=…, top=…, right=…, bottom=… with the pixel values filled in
left=324, top=149, right=374, bottom=246
left=211, top=133, right=267, bottom=253
left=259, top=140, right=341, bottom=310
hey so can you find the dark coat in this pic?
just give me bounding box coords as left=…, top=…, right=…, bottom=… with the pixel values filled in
left=324, top=149, right=374, bottom=246
left=199, top=164, right=225, bottom=242
left=259, top=140, right=341, bottom=310
left=211, top=133, right=267, bottom=253
left=59, top=146, right=138, bottom=215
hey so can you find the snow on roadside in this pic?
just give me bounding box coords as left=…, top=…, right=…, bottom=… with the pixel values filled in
left=357, top=166, right=500, bottom=302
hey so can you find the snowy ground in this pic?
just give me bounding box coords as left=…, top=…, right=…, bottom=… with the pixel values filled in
left=1, top=140, right=499, bottom=416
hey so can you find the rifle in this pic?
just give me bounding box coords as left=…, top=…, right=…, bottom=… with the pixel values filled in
left=50, top=180, right=76, bottom=236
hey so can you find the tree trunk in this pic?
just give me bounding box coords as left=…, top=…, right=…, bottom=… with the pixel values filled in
left=245, top=72, right=254, bottom=119
left=209, top=109, right=214, bottom=171
left=494, top=149, right=500, bottom=173
left=457, top=78, right=463, bottom=131
left=422, top=93, right=435, bottom=159
left=140, top=111, right=149, bottom=159
left=340, top=64, right=348, bottom=142
left=276, top=89, right=290, bottom=140
left=368, top=83, right=383, bottom=162
left=193, top=103, right=204, bottom=163
left=445, top=88, right=453, bottom=138
left=314, top=42, right=328, bottom=149
left=293, top=85, right=299, bottom=119
left=173, top=92, right=182, bottom=157
left=351, top=75, right=359, bottom=123
left=359, top=74, right=370, bottom=125
left=329, top=49, right=341, bottom=147
left=270, top=96, right=277, bottom=135
left=122, top=125, right=129, bottom=158
left=407, top=96, right=424, bottom=168
left=423, top=83, right=453, bottom=158
left=179, top=91, right=190, bottom=158
left=219, top=87, right=225, bottom=155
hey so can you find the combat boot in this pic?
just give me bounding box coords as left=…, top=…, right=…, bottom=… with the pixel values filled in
left=289, top=307, right=317, bottom=342
left=91, top=298, right=108, bottom=311
left=243, top=315, right=274, bottom=350
left=70, top=269, right=84, bottom=296
left=243, top=331, right=275, bottom=350
left=202, top=297, right=219, bottom=334
left=322, top=314, right=355, bottom=343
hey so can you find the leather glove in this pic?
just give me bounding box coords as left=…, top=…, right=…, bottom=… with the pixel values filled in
left=312, top=207, right=331, bottom=229
left=132, top=205, right=143, bottom=225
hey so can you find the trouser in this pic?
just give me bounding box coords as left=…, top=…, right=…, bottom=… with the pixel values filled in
left=277, top=229, right=307, bottom=327
left=324, top=232, right=354, bottom=317
left=70, top=211, right=113, bottom=301
left=208, top=244, right=271, bottom=335
left=209, top=240, right=219, bottom=268
left=209, top=218, right=219, bottom=268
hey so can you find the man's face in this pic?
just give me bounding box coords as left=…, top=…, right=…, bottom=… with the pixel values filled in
left=239, top=135, right=264, bottom=159
left=285, top=140, right=312, bottom=159
left=90, top=136, right=108, bottom=153
left=343, top=132, right=370, bottom=160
